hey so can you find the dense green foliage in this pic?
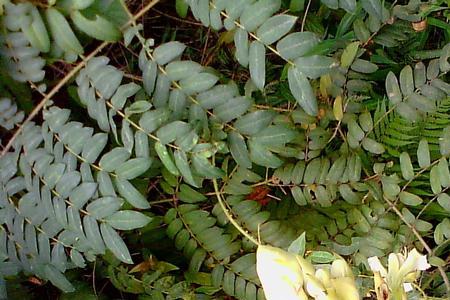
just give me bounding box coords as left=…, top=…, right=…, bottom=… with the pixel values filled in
left=0, top=0, right=449, bottom=299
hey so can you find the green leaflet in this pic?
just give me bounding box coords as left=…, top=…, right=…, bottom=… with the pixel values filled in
left=115, top=157, right=152, bottom=180
left=361, top=137, right=385, bottom=154
left=111, top=83, right=141, bottom=110
left=340, top=41, right=359, bottom=68
left=385, top=71, right=402, bottom=104
left=166, top=61, right=203, bottom=81
left=276, top=32, right=320, bottom=61
left=234, top=110, right=275, bottom=136
left=288, top=65, right=317, bottom=116
left=83, top=215, right=106, bottom=254
left=399, top=191, right=423, bottom=206
left=256, top=15, right=297, bottom=45
left=293, top=55, right=338, bottom=79
left=71, top=11, right=120, bottom=42
left=430, top=165, right=442, bottom=194
left=249, top=41, right=266, bottom=91
left=234, top=28, right=249, bottom=67
left=46, top=8, right=83, bottom=55
left=213, top=96, right=253, bottom=123
left=239, top=0, right=281, bottom=32
left=321, top=0, right=338, bottom=9
left=143, top=60, right=157, bottom=96
left=339, top=0, right=357, bottom=12
left=408, top=94, right=435, bottom=113
left=417, top=139, right=430, bottom=168
left=414, top=62, right=426, bottom=88
left=339, top=184, right=361, bottom=204
left=99, top=147, right=131, bottom=172
left=399, top=152, right=414, bottom=181
left=100, top=223, right=133, bottom=264
left=82, top=133, right=108, bottom=163
left=396, top=102, right=420, bottom=122
left=22, top=7, right=50, bottom=52
left=197, top=0, right=210, bottom=26
left=248, top=140, right=283, bottom=168
left=179, top=72, right=219, bottom=95
left=399, top=65, right=414, bottom=96
left=440, top=43, right=450, bottom=73
left=303, top=158, right=321, bottom=184
left=153, top=41, right=186, bottom=65
left=228, top=132, right=252, bottom=169
left=155, top=141, right=180, bottom=176
left=43, top=163, right=66, bottom=189
left=139, top=108, right=170, bottom=134
left=348, top=119, right=364, bottom=141
left=252, top=125, right=298, bottom=145
left=290, top=0, right=305, bottom=12
left=176, top=0, right=189, bottom=18
left=197, top=83, right=239, bottom=109
left=174, top=150, right=198, bottom=187
left=361, top=0, right=383, bottom=21
left=438, top=158, right=450, bottom=188
left=86, top=196, right=124, bottom=219
left=440, top=126, right=450, bottom=156
left=44, top=265, right=74, bottom=292
left=157, top=121, right=191, bottom=145
left=114, top=178, right=150, bottom=209
left=69, top=0, right=95, bottom=10
left=309, top=251, right=334, bottom=264
left=125, top=101, right=152, bottom=116
left=351, top=59, right=378, bottom=74
left=353, top=18, right=370, bottom=43
left=437, top=193, right=450, bottom=212
left=178, top=184, right=207, bottom=203
left=288, top=232, right=306, bottom=256
left=191, top=154, right=225, bottom=179
left=175, top=130, right=199, bottom=152
left=106, top=211, right=151, bottom=230
left=358, top=112, right=373, bottom=132
left=55, top=171, right=81, bottom=199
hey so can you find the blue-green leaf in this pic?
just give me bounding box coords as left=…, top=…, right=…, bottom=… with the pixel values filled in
left=288, top=66, right=317, bottom=116
left=106, top=211, right=151, bottom=230
left=214, top=96, right=253, bottom=123
left=240, top=0, right=281, bottom=32
left=234, top=28, right=249, bottom=67
left=256, top=15, right=297, bottom=45
left=115, top=158, right=152, bottom=180
left=234, top=110, right=275, bottom=136
left=100, top=223, right=133, bottom=264
left=153, top=41, right=186, bottom=65
left=249, top=41, right=266, bottom=91
left=229, top=132, right=252, bottom=169
left=114, top=178, right=150, bottom=209
left=86, top=196, right=123, bottom=219
left=276, top=32, right=320, bottom=60
left=248, top=140, right=283, bottom=168
left=71, top=11, right=120, bottom=42
left=294, top=55, right=338, bottom=79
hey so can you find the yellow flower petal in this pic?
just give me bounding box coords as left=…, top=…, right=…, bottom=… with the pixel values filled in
left=332, top=277, right=360, bottom=300
left=256, top=245, right=304, bottom=300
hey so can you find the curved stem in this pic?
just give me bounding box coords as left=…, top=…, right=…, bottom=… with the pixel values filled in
left=212, top=178, right=260, bottom=246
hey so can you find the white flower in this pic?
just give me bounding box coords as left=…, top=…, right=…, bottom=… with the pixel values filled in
left=368, top=256, right=387, bottom=277
left=368, top=248, right=431, bottom=295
